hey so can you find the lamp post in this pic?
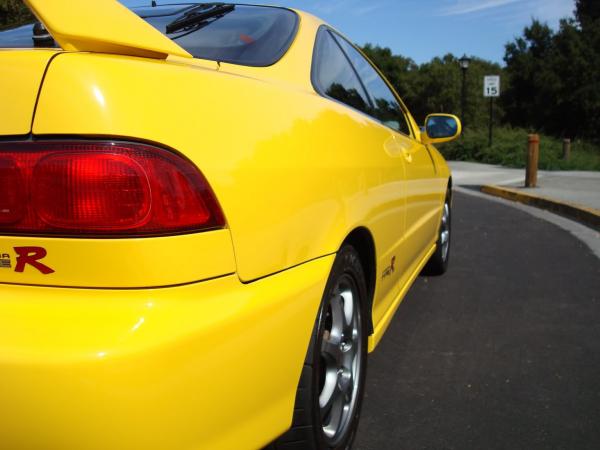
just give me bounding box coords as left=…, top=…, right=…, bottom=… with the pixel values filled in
left=459, top=54, right=471, bottom=130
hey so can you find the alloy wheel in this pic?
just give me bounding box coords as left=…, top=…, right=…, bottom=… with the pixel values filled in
left=440, top=201, right=450, bottom=262
left=318, top=274, right=363, bottom=446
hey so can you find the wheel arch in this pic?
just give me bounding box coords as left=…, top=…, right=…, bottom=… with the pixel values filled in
left=341, top=227, right=376, bottom=335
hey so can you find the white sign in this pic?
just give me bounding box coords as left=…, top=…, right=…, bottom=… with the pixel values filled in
left=484, top=75, right=500, bottom=97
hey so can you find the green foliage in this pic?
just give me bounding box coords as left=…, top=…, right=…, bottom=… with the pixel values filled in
left=575, top=0, right=600, bottom=28
left=408, top=54, right=462, bottom=123
left=0, top=0, right=33, bottom=31
left=502, top=2, right=600, bottom=141
left=438, top=128, right=600, bottom=171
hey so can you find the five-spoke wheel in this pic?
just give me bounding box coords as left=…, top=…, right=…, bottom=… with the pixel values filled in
left=273, top=245, right=368, bottom=450
left=423, top=189, right=452, bottom=275
left=319, top=274, right=364, bottom=445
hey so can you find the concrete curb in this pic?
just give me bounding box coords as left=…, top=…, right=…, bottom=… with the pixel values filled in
left=480, top=185, right=600, bottom=232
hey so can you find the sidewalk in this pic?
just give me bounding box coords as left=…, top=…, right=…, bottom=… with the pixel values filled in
left=448, top=161, right=600, bottom=230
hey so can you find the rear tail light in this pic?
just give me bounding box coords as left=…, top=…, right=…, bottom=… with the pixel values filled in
left=0, top=141, right=225, bottom=236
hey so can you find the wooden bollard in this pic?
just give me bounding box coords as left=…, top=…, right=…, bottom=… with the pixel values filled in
left=525, top=134, right=539, bottom=188
left=563, top=139, right=571, bottom=161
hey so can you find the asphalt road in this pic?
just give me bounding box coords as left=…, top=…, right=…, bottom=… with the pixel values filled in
left=354, top=191, right=600, bottom=450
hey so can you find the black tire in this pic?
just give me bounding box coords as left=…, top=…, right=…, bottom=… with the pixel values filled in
left=270, top=245, right=369, bottom=450
left=423, top=190, right=452, bottom=276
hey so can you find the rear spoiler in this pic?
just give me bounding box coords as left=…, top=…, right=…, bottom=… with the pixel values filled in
left=24, top=0, right=192, bottom=59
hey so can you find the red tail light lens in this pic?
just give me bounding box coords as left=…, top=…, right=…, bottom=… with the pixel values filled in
left=0, top=156, right=25, bottom=224
left=33, top=153, right=152, bottom=230
left=0, top=141, right=225, bottom=236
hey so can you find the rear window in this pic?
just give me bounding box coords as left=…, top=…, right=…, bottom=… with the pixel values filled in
left=136, top=4, right=299, bottom=67
left=0, top=3, right=299, bottom=67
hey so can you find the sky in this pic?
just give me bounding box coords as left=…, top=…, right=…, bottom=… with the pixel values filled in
left=121, top=0, right=576, bottom=65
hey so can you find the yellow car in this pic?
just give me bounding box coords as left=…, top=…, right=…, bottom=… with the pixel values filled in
left=0, top=1, right=460, bottom=449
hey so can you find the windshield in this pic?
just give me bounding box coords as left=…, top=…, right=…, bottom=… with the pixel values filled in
left=135, top=3, right=299, bottom=67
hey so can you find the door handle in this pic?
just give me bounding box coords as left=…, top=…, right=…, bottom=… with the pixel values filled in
left=401, top=149, right=413, bottom=163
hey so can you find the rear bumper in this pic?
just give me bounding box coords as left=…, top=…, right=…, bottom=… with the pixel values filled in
left=0, top=254, right=334, bottom=450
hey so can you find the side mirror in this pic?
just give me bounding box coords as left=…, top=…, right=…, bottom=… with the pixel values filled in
left=421, top=114, right=462, bottom=145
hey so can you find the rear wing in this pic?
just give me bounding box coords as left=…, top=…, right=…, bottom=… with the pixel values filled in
left=24, top=0, right=192, bottom=59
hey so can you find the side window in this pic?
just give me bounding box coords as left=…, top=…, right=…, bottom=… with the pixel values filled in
left=333, top=33, right=412, bottom=136
left=312, top=29, right=371, bottom=115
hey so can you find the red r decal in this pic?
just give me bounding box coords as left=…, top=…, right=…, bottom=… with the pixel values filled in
left=14, top=247, right=54, bottom=274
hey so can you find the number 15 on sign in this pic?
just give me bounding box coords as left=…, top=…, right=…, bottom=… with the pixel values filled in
left=484, top=75, right=500, bottom=97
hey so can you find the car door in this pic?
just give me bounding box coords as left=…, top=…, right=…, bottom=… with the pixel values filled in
left=312, top=28, right=408, bottom=318
left=330, top=33, right=440, bottom=315
left=392, top=134, right=440, bottom=268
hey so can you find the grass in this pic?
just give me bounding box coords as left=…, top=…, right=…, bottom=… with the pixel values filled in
left=438, top=127, right=600, bottom=171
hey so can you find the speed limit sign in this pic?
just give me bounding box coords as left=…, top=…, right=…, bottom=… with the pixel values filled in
left=484, top=75, right=500, bottom=97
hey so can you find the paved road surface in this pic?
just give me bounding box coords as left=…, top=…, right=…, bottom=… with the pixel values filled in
left=354, top=191, right=600, bottom=450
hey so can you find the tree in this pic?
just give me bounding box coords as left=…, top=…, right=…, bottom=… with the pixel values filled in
left=550, top=19, right=599, bottom=138
left=410, top=54, right=462, bottom=122
left=575, top=0, right=600, bottom=29
left=502, top=21, right=557, bottom=132
left=502, top=11, right=600, bottom=141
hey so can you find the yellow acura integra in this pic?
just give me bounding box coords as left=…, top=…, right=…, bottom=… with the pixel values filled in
left=0, top=1, right=460, bottom=449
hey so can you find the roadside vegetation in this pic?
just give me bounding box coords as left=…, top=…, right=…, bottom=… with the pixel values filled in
left=438, top=128, right=600, bottom=171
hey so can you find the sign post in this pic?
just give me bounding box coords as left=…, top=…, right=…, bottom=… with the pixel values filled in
left=483, top=75, right=500, bottom=147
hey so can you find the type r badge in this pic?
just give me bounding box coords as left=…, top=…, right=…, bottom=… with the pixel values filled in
left=1, top=247, right=55, bottom=274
